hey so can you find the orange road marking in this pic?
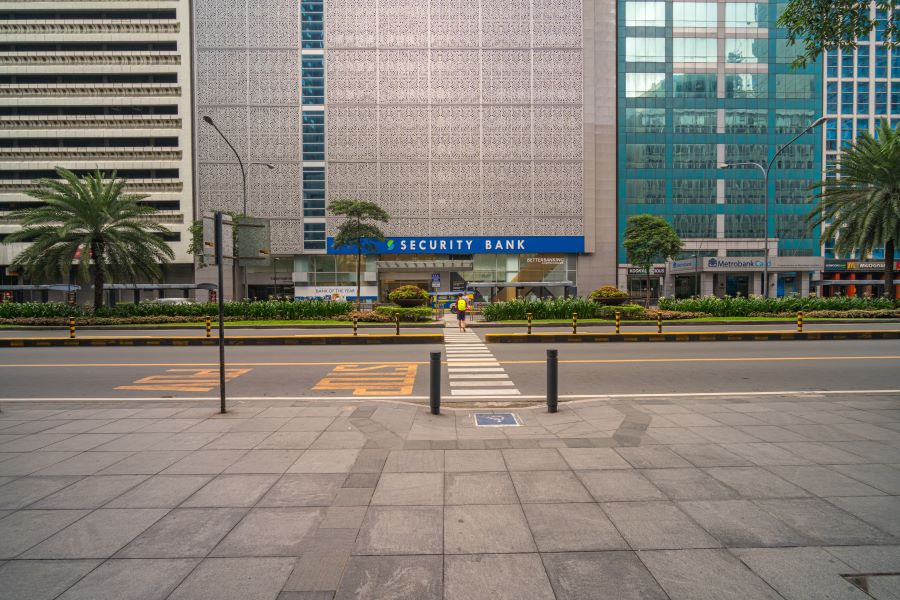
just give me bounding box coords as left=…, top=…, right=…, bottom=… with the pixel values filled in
left=116, top=368, right=251, bottom=392
left=314, top=363, right=417, bottom=396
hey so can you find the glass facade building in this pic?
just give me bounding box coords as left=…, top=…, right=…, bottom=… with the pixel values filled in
left=618, top=0, right=823, bottom=297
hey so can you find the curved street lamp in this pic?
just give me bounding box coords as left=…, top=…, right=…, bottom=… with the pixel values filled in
left=719, top=116, right=827, bottom=298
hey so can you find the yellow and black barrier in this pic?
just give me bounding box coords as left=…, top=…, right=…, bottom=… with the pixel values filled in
left=0, top=333, right=443, bottom=348
left=69, top=317, right=76, bottom=339
left=485, top=330, right=900, bottom=344
left=205, top=317, right=212, bottom=338
left=797, top=311, right=803, bottom=333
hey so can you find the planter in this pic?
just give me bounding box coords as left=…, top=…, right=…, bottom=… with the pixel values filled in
left=395, top=298, right=428, bottom=307
left=592, top=296, right=629, bottom=306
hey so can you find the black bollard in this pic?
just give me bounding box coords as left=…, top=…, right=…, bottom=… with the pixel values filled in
left=430, top=351, right=441, bottom=415
left=395, top=314, right=401, bottom=335
left=547, top=348, right=558, bottom=413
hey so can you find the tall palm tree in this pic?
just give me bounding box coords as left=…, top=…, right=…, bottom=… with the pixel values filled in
left=5, top=168, right=175, bottom=309
left=809, top=121, right=900, bottom=299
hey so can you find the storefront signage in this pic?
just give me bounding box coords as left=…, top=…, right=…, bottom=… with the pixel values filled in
left=327, top=236, right=585, bottom=255
left=669, top=256, right=823, bottom=274
left=628, top=266, right=666, bottom=275
left=527, top=257, right=565, bottom=265
left=294, top=285, right=378, bottom=300
left=431, top=273, right=441, bottom=288
left=825, top=260, right=900, bottom=272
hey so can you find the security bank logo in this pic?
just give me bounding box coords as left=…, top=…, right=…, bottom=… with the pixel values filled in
left=386, top=239, right=395, bottom=250
left=707, top=258, right=718, bottom=267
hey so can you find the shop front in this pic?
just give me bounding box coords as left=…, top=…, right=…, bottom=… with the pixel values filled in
left=667, top=257, right=823, bottom=298
left=819, top=260, right=900, bottom=297
left=297, top=236, right=584, bottom=302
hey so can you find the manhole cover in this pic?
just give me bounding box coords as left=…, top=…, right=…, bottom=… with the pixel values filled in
left=474, top=413, right=520, bottom=427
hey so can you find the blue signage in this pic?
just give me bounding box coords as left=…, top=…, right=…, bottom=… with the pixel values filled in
left=327, top=236, right=584, bottom=255
left=474, top=413, right=520, bottom=427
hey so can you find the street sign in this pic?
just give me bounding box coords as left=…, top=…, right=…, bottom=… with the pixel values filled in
left=202, top=214, right=234, bottom=264
left=431, top=273, right=441, bottom=288
left=237, top=217, right=271, bottom=262
left=474, top=413, right=520, bottom=427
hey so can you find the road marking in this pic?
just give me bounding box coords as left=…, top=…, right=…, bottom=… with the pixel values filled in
left=115, top=368, right=251, bottom=392
left=444, top=329, right=520, bottom=398
left=449, top=388, right=522, bottom=396
left=451, top=380, right=515, bottom=387
left=313, top=363, right=417, bottom=396
left=449, top=374, right=511, bottom=379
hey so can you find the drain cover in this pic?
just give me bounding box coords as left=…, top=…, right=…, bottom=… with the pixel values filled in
left=474, top=413, right=520, bottom=427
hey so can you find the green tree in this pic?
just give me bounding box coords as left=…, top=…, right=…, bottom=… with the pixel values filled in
left=778, top=0, right=898, bottom=67
left=623, top=215, right=683, bottom=307
left=808, top=120, right=900, bottom=299
left=4, top=168, right=175, bottom=309
left=328, top=199, right=390, bottom=308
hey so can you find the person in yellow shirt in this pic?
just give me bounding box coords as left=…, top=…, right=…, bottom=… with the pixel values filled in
left=455, top=293, right=470, bottom=332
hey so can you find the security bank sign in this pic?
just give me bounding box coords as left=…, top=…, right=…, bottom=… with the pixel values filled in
left=326, top=236, right=585, bottom=255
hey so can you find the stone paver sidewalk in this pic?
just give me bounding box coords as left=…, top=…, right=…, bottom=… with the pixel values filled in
left=0, top=392, right=898, bottom=599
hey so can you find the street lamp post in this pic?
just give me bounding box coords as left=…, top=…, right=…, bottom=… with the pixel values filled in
left=719, top=117, right=826, bottom=298
left=202, top=116, right=275, bottom=298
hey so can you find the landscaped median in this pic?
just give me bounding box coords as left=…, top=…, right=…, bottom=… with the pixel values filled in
left=485, top=330, right=900, bottom=343
left=0, top=332, right=443, bottom=347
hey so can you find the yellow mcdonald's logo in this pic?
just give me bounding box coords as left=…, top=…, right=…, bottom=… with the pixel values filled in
left=846, top=262, right=856, bottom=270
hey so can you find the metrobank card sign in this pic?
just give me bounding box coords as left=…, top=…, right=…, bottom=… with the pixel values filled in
left=326, top=236, right=585, bottom=255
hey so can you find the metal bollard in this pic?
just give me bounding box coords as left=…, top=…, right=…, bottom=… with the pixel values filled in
left=69, top=317, right=76, bottom=339
left=572, top=312, right=578, bottom=334
left=206, top=316, right=211, bottom=338
left=547, top=349, right=558, bottom=413
left=657, top=313, right=662, bottom=334
left=797, top=311, right=803, bottom=333
left=395, top=314, right=401, bottom=335
left=615, top=311, right=621, bottom=335
left=527, top=312, right=533, bottom=335
left=353, top=317, right=358, bottom=336
left=429, top=351, right=441, bottom=415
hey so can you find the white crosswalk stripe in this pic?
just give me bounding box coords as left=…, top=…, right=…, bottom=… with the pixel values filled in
left=443, top=324, right=520, bottom=398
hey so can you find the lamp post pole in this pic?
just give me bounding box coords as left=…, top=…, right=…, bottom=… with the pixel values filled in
left=720, top=117, right=826, bottom=298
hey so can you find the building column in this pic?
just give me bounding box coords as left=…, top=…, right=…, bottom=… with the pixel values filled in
left=701, top=273, right=715, bottom=296
left=800, top=272, right=810, bottom=296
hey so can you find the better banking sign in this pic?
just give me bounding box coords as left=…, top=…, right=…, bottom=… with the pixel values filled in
left=327, top=236, right=585, bottom=255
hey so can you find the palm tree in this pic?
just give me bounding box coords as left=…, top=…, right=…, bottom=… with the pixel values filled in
left=809, top=121, right=900, bottom=299
left=4, top=168, right=175, bottom=309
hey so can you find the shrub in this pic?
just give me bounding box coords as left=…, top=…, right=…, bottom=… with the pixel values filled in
left=387, top=285, right=428, bottom=302
left=597, top=304, right=647, bottom=320
left=658, top=295, right=896, bottom=316
left=374, top=306, right=434, bottom=322
left=481, top=298, right=599, bottom=321
left=336, top=310, right=392, bottom=323
left=590, top=286, right=629, bottom=300
left=647, top=310, right=712, bottom=320
left=0, top=300, right=354, bottom=321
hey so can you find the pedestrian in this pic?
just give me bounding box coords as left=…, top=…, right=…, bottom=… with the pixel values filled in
left=455, top=293, right=469, bottom=332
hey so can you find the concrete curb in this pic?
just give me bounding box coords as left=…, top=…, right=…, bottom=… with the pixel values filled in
left=472, top=318, right=900, bottom=328
left=0, top=333, right=444, bottom=347
left=0, top=322, right=444, bottom=331
left=485, top=330, right=900, bottom=343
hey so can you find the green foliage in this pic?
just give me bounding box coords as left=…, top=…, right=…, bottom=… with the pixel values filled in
left=374, top=306, right=434, bottom=322
left=0, top=300, right=354, bottom=320
left=623, top=215, right=683, bottom=271
left=328, top=199, right=390, bottom=252
left=778, top=0, right=899, bottom=68
left=387, top=285, right=428, bottom=302
left=4, top=168, right=175, bottom=309
left=481, top=298, right=600, bottom=321
left=590, top=286, right=629, bottom=300
left=596, top=304, right=647, bottom=320
left=658, top=295, right=896, bottom=316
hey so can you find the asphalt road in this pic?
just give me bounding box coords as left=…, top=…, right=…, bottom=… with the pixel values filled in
left=1, top=331, right=898, bottom=402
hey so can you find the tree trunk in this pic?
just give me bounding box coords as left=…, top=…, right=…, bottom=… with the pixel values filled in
left=645, top=268, right=651, bottom=308
left=356, top=247, right=362, bottom=311
left=885, top=239, right=896, bottom=300
left=91, top=243, right=104, bottom=310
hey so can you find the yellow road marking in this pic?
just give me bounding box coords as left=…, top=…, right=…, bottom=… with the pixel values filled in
left=314, top=363, right=417, bottom=396
left=115, top=368, right=252, bottom=392
left=2, top=355, right=900, bottom=369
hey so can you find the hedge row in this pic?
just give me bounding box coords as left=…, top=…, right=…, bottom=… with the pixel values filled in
left=0, top=300, right=354, bottom=320
left=658, top=295, right=896, bottom=316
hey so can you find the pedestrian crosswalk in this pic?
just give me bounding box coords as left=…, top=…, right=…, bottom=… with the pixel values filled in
left=443, top=330, right=521, bottom=398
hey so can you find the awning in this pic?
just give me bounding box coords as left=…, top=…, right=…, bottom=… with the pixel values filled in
left=468, top=281, right=573, bottom=288
left=0, top=284, right=80, bottom=291
left=376, top=260, right=474, bottom=270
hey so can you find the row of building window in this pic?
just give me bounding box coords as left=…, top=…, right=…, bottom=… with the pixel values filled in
left=625, top=2, right=768, bottom=27
left=624, top=143, right=815, bottom=169
left=301, top=1, right=324, bottom=50
left=624, top=107, right=817, bottom=134
left=826, top=81, right=900, bottom=115
left=825, top=46, right=900, bottom=79
left=625, top=73, right=814, bottom=99
left=626, top=179, right=813, bottom=205
left=625, top=38, right=802, bottom=64
left=633, top=214, right=812, bottom=240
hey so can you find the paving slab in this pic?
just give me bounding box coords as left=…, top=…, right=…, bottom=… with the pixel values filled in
left=602, top=501, right=721, bottom=550
left=289, top=450, right=360, bottom=473
left=181, top=474, right=279, bottom=507
left=830, top=464, right=900, bottom=494
left=211, top=507, right=324, bottom=557
left=444, top=472, right=518, bottom=505
left=733, top=547, right=872, bottom=600
left=354, top=506, right=442, bottom=555
left=755, top=498, right=896, bottom=545
left=0, top=452, right=81, bottom=476
left=56, top=558, right=199, bottom=600
left=827, top=496, right=900, bottom=537
left=161, top=450, right=248, bottom=475
left=523, top=503, right=628, bottom=552
left=642, top=468, right=740, bottom=501
left=510, top=470, right=593, bottom=503
left=96, top=450, right=190, bottom=474
left=501, top=449, right=568, bottom=471
left=0, top=475, right=82, bottom=509
left=558, top=447, right=632, bottom=470
left=284, top=529, right=358, bottom=592
left=34, top=451, right=135, bottom=476
left=678, top=499, right=811, bottom=547
left=444, top=450, right=506, bottom=472
left=334, top=555, right=442, bottom=600
left=258, top=474, right=346, bottom=507
left=614, top=446, right=692, bottom=468
left=444, top=504, right=536, bottom=554
left=167, top=557, right=295, bottom=600
left=105, top=474, right=213, bottom=508
left=0, top=509, right=89, bottom=558
left=576, top=470, right=665, bottom=502
left=370, top=473, right=443, bottom=506
left=21, top=508, right=167, bottom=559
left=116, top=507, right=246, bottom=558
left=824, top=545, right=900, bottom=572
left=443, top=553, right=555, bottom=600
left=542, top=551, right=669, bottom=600
left=224, top=450, right=305, bottom=474
left=257, top=432, right=319, bottom=450
left=30, top=475, right=147, bottom=509
left=704, top=466, right=810, bottom=498
left=0, top=559, right=100, bottom=600
left=640, top=549, right=784, bottom=600
left=383, top=450, right=444, bottom=472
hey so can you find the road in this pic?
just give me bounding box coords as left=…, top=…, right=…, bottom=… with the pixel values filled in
left=1, top=329, right=898, bottom=402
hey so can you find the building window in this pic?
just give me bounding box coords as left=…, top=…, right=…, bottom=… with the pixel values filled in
left=625, top=72, right=666, bottom=97
left=726, top=73, right=768, bottom=98
left=672, top=179, right=716, bottom=204
left=826, top=81, right=838, bottom=113
left=673, top=109, right=717, bottom=133
left=302, top=111, right=325, bottom=161
left=826, top=49, right=838, bottom=77
left=892, top=48, right=900, bottom=78
left=841, top=50, right=855, bottom=77
left=626, top=144, right=665, bottom=168
left=892, top=82, right=900, bottom=114
left=673, top=144, right=716, bottom=169
left=626, top=179, right=665, bottom=204
left=875, top=81, right=887, bottom=114
left=625, top=108, right=666, bottom=133
left=776, top=74, right=815, bottom=99
left=776, top=144, right=814, bottom=169
left=876, top=46, right=888, bottom=77
left=825, top=118, right=838, bottom=152
left=725, top=3, right=767, bottom=27
left=726, top=39, right=769, bottom=63
left=775, top=109, right=816, bottom=134
left=626, top=37, right=666, bottom=62
left=625, top=2, right=665, bottom=27
left=857, top=45, right=870, bottom=78
left=726, top=109, right=768, bottom=133
left=775, top=39, right=804, bottom=64
left=856, top=82, right=870, bottom=114
left=725, top=214, right=765, bottom=238
left=857, top=118, right=870, bottom=137
left=301, top=56, right=324, bottom=105
left=725, top=179, right=765, bottom=204
left=673, top=215, right=716, bottom=238
left=673, top=2, right=717, bottom=27
left=673, top=38, right=717, bottom=62
left=841, top=81, right=854, bottom=114
left=725, top=144, right=767, bottom=165
left=776, top=215, right=807, bottom=239
left=303, top=167, right=325, bottom=217
left=301, top=1, right=324, bottom=49
left=775, top=179, right=813, bottom=204
left=303, top=222, right=326, bottom=250
left=673, top=73, right=717, bottom=98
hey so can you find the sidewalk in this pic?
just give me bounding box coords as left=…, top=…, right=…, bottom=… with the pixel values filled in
left=0, top=392, right=898, bottom=599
